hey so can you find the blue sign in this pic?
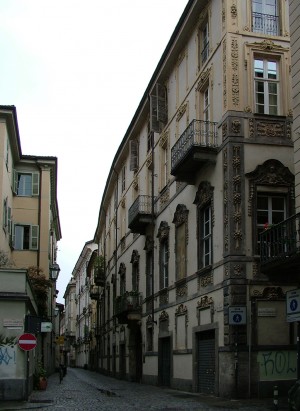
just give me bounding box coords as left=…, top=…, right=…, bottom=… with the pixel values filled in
left=286, top=289, right=300, bottom=322
left=229, top=307, right=247, bottom=325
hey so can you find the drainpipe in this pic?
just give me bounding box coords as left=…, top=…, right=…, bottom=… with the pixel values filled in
left=151, top=132, right=156, bottom=325
left=36, top=163, right=42, bottom=268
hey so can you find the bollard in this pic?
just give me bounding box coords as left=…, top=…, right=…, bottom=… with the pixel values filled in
left=273, top=385, right=278, bottom=410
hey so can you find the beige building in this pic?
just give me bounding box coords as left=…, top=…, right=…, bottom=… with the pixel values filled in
left=63, top=277, right=76, bottom=367
left=71, top=240, right=97, bottom=368
left=0, top=105, right=61, bottom=400
left=90, top=0, right=297, bottom=399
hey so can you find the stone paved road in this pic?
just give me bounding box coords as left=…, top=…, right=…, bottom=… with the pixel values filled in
left=2, top=367, right=288, bottom=411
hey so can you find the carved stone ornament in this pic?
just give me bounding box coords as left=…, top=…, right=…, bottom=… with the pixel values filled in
left=146, top=152, right=153, bottom=169
left=231, top=119, right=241, bottom=134
left=193, top=181, right=214, bottom=208
left=231, top=4, right=237, bottom=18
left=248, top=39, right=288, bottom=52
left=197, top=295, right=213, bottom=309
left=160, top=188, right=170, bottom=206
left=144, top=236, right=154, bottom=252
left=120, top=196, right=126, bottom=208
left=157, top=221, right=170, bottom=240
left=251, top=286, right=285, bottom=300
left=159, top=310, right=169, bottom=322
left=196, top=67, right=211, bottom=91
left=176, top=283, right=187, bottom=298
left=172, top=204, right=189, bottom=227
left=199, top=272, right=213, bottom=288
left=175, top=303, right=188, bottom=316
left=130, top=249, right=140, bottom=265
left=159, top=130, right=169, bottom=148
left=146, top=315, right=153, bottom=325
left=132, top=176, right=138, bottom=190
left=176, top=102, right=188, bottom=122
left=257, top=122, right=284, bottom=138
left=118, top=262, right=126, bottom=276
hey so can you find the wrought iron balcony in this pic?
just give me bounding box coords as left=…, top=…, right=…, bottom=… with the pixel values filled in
left=115, top=291, right=142, bottom=324
left=260, top=213, right=300, bottom=275
left=252, top=12, right=279, bottom=36
left=171, top=119, right=218, bottom=183
left=128, top=195, right=156, bottom=234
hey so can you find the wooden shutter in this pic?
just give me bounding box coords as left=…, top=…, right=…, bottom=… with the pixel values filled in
left=13, top=170, right=18, bottom=194
left=32, top=173, right=39, bottom=196
left=7, top=207, right=11, bottom=235
left=150, top=94, right=160, bottom=133
left=30, top=225, right=39, bottom=250
left=129, top=140, right=139, bottom=172
left=3, top=198, right=7, bottom=229
left=156, top=83, right=167, bottom=124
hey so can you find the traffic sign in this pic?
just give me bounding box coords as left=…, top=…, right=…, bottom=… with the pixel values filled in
left=18, top=333, right=37, bottom=351
left=286, top=289, right=300, bottom=322
left=229, top=306, right=247, bottom=325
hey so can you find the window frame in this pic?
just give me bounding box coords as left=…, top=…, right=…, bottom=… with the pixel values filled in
left=200, top=204, right=213, bottom=268
left=13, top=170, right=39, bottom=197
left=251, top=0, right=279, bottom=36
left=12, top=223, right=39, bottom=250
left=254, top=57, right=279, bottom=115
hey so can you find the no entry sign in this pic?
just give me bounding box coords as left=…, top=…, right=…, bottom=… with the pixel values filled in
left=18, top=333, right=37, bottom=351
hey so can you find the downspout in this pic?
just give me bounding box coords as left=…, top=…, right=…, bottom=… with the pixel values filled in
left=113, top=168, right=118, bottom=324
left=151, top=133, right=156, bottom=325
left=36, top=163, right=42, bottom=268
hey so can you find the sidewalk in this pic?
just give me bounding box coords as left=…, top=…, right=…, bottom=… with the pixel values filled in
left=0, top=368, right=289, bottom=411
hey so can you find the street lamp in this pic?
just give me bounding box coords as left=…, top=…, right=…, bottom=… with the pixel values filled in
left=50, top=263, right=60, bottom=281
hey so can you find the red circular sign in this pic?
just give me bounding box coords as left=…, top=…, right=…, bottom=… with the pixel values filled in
left=18, top=333, right=37, bottom=351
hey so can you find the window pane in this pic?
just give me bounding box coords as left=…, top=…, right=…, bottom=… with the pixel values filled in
left=14, top=226, right=24, bottom=250
left=254, top=60, right=264, bottom=77
left=17, top=174, right=32, bottom=196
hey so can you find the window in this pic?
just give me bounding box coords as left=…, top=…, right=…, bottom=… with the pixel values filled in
left=252, top=0, right=279, bottom=36
left=2, top=197, right=11, bottom=235
left=121, top=165, right=126, bottom=193
left=256, top=193, right=286, bottom=253
left=157, top=221, right=170, bottom=290
left=161, top=239, right=169, bottom=289
left=160, top=144, right=168, bottom=189
left=173, top=204, right=189, bottom=281
left=13, top=171, right=39, bottom=196
left=201, top=21, right=209, bottom=64
left=13, top=224, right=39, bottom=250
left=146, top=326, right=153, bottom=351
left=149, top=83, right=167, bottom=133
left=131, top=250, right=140, bottom=291
left=129, top=140, right=139, bottom=172
left=254, top=58, right=278, bottom=115
left=201, top=205, right=212, bottom=267
left=146, top=249, right=153, bottom=297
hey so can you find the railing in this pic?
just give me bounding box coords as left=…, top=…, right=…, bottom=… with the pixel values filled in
left=171, top=119, right=218, bottom=171
left=252, top=12, right=279, bottom=36
left=115, top=292, right=142, bottom=315
left=128, top=195, right=156, bottom=226
left=260, top=213, right=300, bottom=266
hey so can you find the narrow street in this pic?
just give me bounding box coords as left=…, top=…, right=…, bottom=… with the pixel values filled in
left=1, top=368, right=286, bottom=411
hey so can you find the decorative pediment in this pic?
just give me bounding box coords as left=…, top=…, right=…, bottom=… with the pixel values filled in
left=172, top=204, right=189, bottom=227
left=193, top=181, right=214, bottom=207
left=157, top=221, right=170, bottom=240
left=159, top=310, right=169, bottom=322
left=246, top=39, right=289, bottom=52
left=246, top=159, right=294, bottom=187
left=197, top=295, right=213, bottom=309
left=175, top=303, right=187, bottom=316
left=130, top=250, right=140, bottom=265
left=176, top=102, right=188, bottom=122
left=118, top=263, right=126, bottom=276
left=159, top=130, right=169, bottom=148
left=196, top=67, right=211, bottom=91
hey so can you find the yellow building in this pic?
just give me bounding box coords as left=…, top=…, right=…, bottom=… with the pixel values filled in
left=0, top=105, right=61, bottom=400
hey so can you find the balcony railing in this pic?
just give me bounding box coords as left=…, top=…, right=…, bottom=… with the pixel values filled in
left=115, top=292, right=142, bottom=324
left=171, top=119, right=218, bottom=183
left=260, top=213, right=300, bottom=274
left=252, top=12, right=279, bottom=36
left=128, top=195, right=156, bottom=234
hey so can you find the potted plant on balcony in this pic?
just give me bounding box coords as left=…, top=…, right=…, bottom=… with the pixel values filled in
left=94, top=255, right=105, bottom=286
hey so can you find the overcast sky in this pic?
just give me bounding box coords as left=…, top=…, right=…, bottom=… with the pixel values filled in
left=0, top=0, right=189, bottom=303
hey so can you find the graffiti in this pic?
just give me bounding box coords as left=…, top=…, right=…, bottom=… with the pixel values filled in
left=0, top=347, right=14, bottom=365
left=258, top=350, right=296, bottom=381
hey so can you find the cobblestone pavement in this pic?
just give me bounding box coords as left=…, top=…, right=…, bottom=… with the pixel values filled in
left=0, top=367, right=288, bottom=411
